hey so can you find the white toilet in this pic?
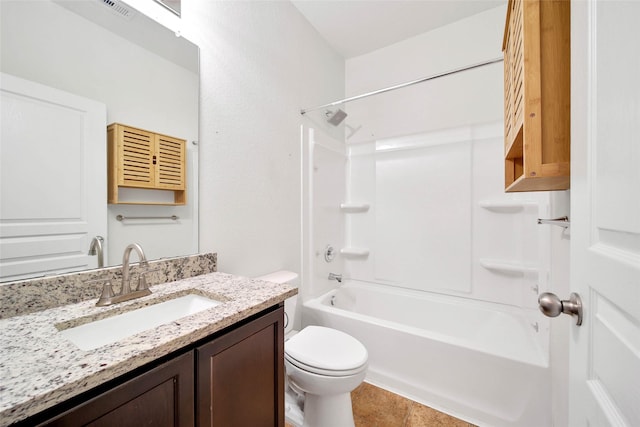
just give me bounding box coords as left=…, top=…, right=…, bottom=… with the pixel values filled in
left=255, top=271, right=368, bottom=427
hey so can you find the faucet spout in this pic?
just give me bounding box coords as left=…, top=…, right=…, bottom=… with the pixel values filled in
left=88, top=236, right=105, bottom=268
left=328, top=272, right=342, bottom=283
left=93, top=242, right=151, bottom=307
left=121, top=243, right=148, bottom=295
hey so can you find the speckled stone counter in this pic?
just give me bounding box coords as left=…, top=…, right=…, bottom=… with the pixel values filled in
left=0, top=269, right=297, bottom=425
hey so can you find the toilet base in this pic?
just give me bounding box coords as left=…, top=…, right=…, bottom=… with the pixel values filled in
left=284, top=385, right=356, bottom=427
left=303, top=392, right=355, bottom=427
left=285, top=383, right=305, bottom=427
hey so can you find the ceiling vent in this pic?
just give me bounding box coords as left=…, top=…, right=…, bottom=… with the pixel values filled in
left=97, top=0, right=135, bottom=20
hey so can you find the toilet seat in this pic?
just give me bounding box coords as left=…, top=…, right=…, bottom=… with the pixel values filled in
left=285, top=326, right=368, bottom=377
left=285, top=353, right=366, bottom=377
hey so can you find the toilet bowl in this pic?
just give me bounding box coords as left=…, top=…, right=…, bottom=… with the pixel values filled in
left=254, top=271, right=369, bottom=427
left=285, top=325, right=368, bottom=427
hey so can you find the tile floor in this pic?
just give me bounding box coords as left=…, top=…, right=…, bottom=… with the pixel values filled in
left=286, top=382, right=476, bottom=427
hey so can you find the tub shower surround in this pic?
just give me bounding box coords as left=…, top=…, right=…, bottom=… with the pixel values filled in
left=0, top=252, right=217, bottom=319
left=0, top=257, right=297, bottom=425
left=302, top=122, right=552, bottom=426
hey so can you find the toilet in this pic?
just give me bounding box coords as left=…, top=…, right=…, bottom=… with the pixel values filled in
left=254, top=271, right=368, bottom=427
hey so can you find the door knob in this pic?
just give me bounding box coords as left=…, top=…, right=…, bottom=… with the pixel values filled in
left=538, top=292, right=583, bottom=326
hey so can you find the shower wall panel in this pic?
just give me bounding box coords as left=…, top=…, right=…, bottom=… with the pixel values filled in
left=308, top=130, right=347, bottom=299
left=345, top=122, right=550, bottom=309
left=374, top=137, right=471, bottom=293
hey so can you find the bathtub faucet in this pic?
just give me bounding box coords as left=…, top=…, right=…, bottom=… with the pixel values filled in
left=328, top=272, right=342, bottom=283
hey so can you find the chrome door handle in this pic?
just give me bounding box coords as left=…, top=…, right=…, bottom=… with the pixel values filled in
left=538, top=292, right=583, bottom=326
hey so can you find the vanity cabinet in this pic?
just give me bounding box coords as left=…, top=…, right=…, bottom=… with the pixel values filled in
left=25, top=306, right=284, bottom=427
left=40, top=352, right=195, bottom=427
left=107, top=123, right=187, bottom=205
left=196, top=306, right=285, bottom=426
left=502, top=0, right=570, bottom=192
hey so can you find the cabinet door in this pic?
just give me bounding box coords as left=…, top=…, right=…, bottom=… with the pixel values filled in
left=41, top=352, right=194, bottom=427
left=115, top=124, right=155, bottom=189
left=196, top=307, right=284, bottom=427
left=155, top=133, right=186, bottom=191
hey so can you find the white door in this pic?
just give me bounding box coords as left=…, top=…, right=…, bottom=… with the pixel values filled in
left=570, top=1, right=640, bottom=425
left=0, top=73, right=107, bottom=281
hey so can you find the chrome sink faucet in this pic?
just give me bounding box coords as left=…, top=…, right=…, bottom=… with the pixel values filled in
left=94, top=243, right=152, bottom=307
left=88, top=236, right=105, bottom=268
left=328, top=272, right=342, bottom=283
left=121, top=243, right=149, bottom=295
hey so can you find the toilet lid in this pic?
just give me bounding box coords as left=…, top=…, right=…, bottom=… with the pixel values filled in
left=285, top=326, right=368, bottom=374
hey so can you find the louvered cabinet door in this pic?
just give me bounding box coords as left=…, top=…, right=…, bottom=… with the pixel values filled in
left=503, top=0, right=521, bottom=146
left=502, top=0, right=570, bottom=192
left=118, top=126, right=155, bottom=188
left=155, top=134, right=186, bottom=190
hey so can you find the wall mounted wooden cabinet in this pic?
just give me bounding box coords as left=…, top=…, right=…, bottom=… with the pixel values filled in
left=502, top=0, right=570, bottom=192
left=108, top=123, right=186, bottom=205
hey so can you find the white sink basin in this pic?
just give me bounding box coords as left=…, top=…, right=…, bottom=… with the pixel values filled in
left=58, top=294, right=222, bottom=351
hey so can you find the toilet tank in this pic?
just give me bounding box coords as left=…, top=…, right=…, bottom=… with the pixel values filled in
left=254, top=270, right=298, bottom=335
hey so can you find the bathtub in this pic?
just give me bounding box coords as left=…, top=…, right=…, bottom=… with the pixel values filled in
left=302, top=280, right=551, bottom=427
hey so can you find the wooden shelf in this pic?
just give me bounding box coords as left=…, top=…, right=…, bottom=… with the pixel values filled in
left=109, top=201, right=184, bottom=206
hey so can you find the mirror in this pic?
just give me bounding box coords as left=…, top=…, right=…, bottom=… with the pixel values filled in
left=0, top=0, right=199, bottom=282
left=153, top=0, right=181, bottom=17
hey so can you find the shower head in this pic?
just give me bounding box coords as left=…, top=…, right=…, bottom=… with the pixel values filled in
left=325, top=109, right=348, bottom=126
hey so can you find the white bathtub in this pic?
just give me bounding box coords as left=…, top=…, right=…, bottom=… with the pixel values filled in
left=302, top=280, right=551, bottom=427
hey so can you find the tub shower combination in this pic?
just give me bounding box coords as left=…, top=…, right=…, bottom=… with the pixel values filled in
left=302, top=281, right=550, bottom=426
left=301, top=59, right=552, bottom=425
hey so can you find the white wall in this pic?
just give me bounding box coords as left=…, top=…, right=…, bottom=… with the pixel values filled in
left=170, top=0, right=344, bottom=277
left=345, top=6, right=506, bottom=143
left=0, top=0, right=199, bottom=265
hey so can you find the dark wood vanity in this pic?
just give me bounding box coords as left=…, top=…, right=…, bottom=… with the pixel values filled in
left=15, top=306, right=284, bottom=427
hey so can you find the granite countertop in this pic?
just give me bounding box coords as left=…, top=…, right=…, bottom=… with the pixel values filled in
left=0, top=272, right=297, bottom=426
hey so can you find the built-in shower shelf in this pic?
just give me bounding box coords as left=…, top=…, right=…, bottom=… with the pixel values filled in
left=478, top=200, right=537, bottom=213
left=479, top=259, right=538, bottom=275
left=340, top=248, right=370, bottom=258
left=340, top=203, right=370, bottom=213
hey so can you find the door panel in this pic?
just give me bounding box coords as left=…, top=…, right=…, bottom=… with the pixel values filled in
left=0, top=73, right=107, bottom=281
left=570, top=1, right=640, bottom=425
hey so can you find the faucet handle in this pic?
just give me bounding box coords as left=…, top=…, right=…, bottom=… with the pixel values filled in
left=87, top=278, right=115, bottom=307
left=137, top=268, right=160, bottom=291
